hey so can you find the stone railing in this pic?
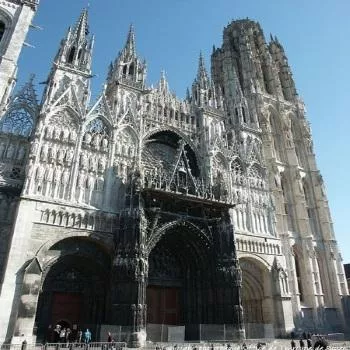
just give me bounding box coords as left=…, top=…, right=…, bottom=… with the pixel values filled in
left=236, top=236, right=281, bottom=255
left=38, top=208, right=117, bottom=233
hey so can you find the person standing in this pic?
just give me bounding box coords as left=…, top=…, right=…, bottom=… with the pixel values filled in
left=84, top=329, right=92, bottom=344
left=77, top=330, right=83, bottom=343
left=59, top=328, right=66, bottom=344
left=307, top=337, right=312, bottom=349
left=107, top=332, right=112, bottom=343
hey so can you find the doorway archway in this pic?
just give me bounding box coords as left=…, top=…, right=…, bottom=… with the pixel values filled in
left=147, top=222, right=214, bottom=340
left=35, top=238, right=111, bottom=343
left=240, top=257, right=275, bottom=338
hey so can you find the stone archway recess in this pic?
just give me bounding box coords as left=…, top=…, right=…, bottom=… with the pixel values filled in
left=29, top=237, right=112, bottom=343
left=239, top=257, right=275, bottom=338
left=146, top=221, right=215, bottom=341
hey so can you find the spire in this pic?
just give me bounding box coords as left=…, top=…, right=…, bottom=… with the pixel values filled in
left=196, top=51, right=209, bottom=87
left=74, top=7, right=89, bottom=40
left=41, top=9, right=94, bottom=110
left=123, top=24, right=136, bottom=58
left=52, top=8, right=94, bottom=74
left=158, top=70, right=169, bottom=93
left=106, top=25, right=146, bottom=89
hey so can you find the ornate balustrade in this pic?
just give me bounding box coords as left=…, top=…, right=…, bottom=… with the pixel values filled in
left=236, top=236, right=281, bottom=255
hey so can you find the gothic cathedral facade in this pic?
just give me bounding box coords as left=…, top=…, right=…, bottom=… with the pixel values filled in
left=0, top=1, right=348, bottom=346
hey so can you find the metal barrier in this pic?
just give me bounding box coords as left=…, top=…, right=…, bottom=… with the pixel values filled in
left=151, top=344, right=241, bottom=350
left=1, top=344, right=43, bottom=350
left=43, top=343, right=126, bottom=350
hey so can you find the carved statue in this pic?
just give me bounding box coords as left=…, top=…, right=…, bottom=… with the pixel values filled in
left=6, top=143, right=16, bottom=159
left=16, top=145, right=26, bottom=161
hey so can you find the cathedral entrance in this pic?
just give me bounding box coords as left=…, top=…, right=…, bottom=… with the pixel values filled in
left=147, top=242, right=183, bottom=326
left=35, top=239, right=111, bottom=343
left=240, top=257, right=274, bottom=338
left=146, top=223, right=214, bottom=341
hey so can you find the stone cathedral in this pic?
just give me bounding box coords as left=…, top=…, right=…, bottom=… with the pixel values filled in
left=0, top=0, right=348, bottom=346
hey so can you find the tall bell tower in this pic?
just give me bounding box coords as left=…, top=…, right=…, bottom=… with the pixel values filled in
left=0, top=0, right=39, bottom=112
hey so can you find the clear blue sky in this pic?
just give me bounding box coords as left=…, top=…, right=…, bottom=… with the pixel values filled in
left=17, top=0, right=350, bottom=262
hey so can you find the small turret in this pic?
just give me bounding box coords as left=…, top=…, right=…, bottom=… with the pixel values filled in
left=107, top=25, right=146, bottom=89
left=54, top=8, right=94, bottom=74
left=41, top=8, right=94, bottom=110
left=192, top=53, right=216, bottom=107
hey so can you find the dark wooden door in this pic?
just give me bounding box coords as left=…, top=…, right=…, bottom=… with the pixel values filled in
left=51, top=292, right=82, bottom=327
left=147, top=286, right=181, bottom=325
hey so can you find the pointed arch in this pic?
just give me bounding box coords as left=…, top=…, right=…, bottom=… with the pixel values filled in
left=0, top=9, right=12, bottom=53
left=0, top=21, right=5, bottom=43
left=143, top=126, right=200, bottom=165
left=292, top=244, right=305, bottom=302
left=86, top=94, right=113, bottom=126
left=231, top=157, right=245, bottom=186
left=67, top=46, right=76, bottom=63
left=268, top=106, right=284, bottom=162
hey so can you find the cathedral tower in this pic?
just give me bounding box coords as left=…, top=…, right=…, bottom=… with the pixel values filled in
left=0, top=0, right=39, bottom=112
left=212, top=19, right=348, bottom=334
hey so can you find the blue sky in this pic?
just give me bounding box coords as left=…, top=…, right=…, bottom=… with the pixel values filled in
left=18, top=0, right=350, bottom=262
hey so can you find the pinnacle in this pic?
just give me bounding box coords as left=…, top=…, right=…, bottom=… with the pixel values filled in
left=74, top=7, right=89, bottom=38
left=124, top=23, right=136, bottom=56
left=196, top=51, right=209, bottom=84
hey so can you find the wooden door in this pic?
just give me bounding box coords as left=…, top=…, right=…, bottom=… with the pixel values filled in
left=147, top=286, right=181, bottom=325
left=51, top=292, right=82, bottom=327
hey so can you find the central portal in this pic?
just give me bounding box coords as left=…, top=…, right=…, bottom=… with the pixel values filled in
left=147, top=242, right=183, bottom=326
left=145, top=222, right=216, bottom=341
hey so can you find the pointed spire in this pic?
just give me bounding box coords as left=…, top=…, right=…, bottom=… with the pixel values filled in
left=158, top=70, right=169, bottom=93
left=186, top=87, right=191, bottom=101
left=74, top=7, right=89, bottom=39
left=196, top=51, right=209, bottom=87
left=124, top=24, right=136, bottom=57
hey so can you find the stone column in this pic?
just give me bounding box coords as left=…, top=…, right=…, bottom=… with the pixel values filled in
left=111, top=243, right=147, bottom=348
left=214, top=211, right=245, bottom=340
left=111, top=181, right=148, bottom=347
left=271, top=259, right=295, bottom=337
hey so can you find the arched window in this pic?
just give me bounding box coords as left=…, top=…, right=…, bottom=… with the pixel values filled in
left=294, top=254, right=304, bottom=302
left=231, top=158, right=244, bottom=186
left=122, top=65, right=127, bottom=75
left=303, top=181, right=318, bottom=236
left=128, top=63, right=134, bottom=76
left=67, top=46, right=76, bottom=64
left=242, top=106, right=247, bottom=123
left=0, top=21, right=5, bottom=43
left=0, top=107, right=33, bottom=136
left=281, top=175, right=294, bottom=231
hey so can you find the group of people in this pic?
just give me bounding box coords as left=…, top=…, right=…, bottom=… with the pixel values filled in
left=52, top=325, right=92, bottom=344
left=291, top=332, right=328, bottom=350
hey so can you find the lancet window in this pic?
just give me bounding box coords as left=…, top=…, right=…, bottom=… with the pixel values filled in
left=231, top=158, right=244, bottom=186
left=281, top=174, right=294, bottom=231
left=248, top=164, right=264, bottom=189
left=0, top=21, right=5, bottom=43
